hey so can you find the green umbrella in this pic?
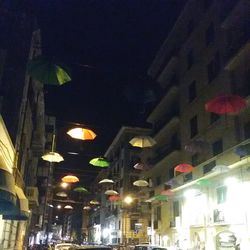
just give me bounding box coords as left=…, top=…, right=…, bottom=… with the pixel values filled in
left=27, top=56, right=71, bottom=85
left=89, top=157, right=110, bottom=168
left=73, top=187, right=89, bottom=193
left=196, top=179, right=211, bottom=186
left=153, top=195, right=168, bottom=202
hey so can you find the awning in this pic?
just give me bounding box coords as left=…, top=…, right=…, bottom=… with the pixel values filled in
left=3, top=185, right=29, bottom=220
left=0, top=168, right=16, bottom=214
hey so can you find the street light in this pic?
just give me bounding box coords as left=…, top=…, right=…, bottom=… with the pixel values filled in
left=61, top=182, right=69, bottom=188
left=124, top=195, right=133, bottom=204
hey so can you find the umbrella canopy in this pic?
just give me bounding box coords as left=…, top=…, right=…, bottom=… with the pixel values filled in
left=98, top=179, right=114, bottom=184
left=133, top=163, right=144, bottom=170
left=89, top=200, right=100, bottom=205
left=64, top=205, right=73, bottom=210
left=196, top=179, right=211, bottom=186
left=41, top=152, right=64, bottom=163
left=175, top=163, right=194, bottom=173
left=205, top=95, right=246, bottom=114
left=56, top=192, right=67, bottom=198
left=83, top=206, right=91, bottom=210
left=73, top=187, right=88, bottom=193
left=160, top=190, right=174, bottom=196
left=109, top=195, right=120, bottom=202
left=61, top=175, right=79, bottom=183
left=235, top=143, right=250, bottom=157
left=104, top=190, right=118, bottom=196
left=153, top=194, right=168, bottom=201
left=129, top=136, right=156, bottom=148
left=133, top=179, right=149, bottom=187
left=67, top=128, right=96, bottom=140
left=184, top=140, right=209, bottom=154
left=89, top=157, right=110, bottom=168
left=27, top=56, right=71, bottom=85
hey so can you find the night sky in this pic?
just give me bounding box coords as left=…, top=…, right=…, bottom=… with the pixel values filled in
left=35, top=0, right=186, bottom=186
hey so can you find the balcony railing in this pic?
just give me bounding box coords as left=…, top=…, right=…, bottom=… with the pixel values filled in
left=148, top=141, right=181, bottom=165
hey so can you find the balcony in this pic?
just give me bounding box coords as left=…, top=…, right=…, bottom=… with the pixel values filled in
left=26, top=186, right=39, bottom=208
left=148, top=141, right=181, bottom=165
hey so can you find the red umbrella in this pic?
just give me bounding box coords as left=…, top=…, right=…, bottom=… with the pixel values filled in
left=205, top=95, right=246, bottom=114
left=109, top=195, right=120, bottom=202
left=175, top=163, right=194, bottom=173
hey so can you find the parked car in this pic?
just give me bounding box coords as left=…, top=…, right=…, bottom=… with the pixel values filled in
left=69, top=245, right=112, bottom=250
left=134, top=245, right=167, bottom=250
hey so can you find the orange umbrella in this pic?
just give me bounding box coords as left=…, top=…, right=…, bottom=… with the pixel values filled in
left=61, top=175, right=79, bottom=183
left=67, top=127, right=96, bottom=140
left=175, top=163, right=194, bottom=173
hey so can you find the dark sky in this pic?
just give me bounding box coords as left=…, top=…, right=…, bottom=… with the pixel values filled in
left=35, top=0, right=186, bottom=186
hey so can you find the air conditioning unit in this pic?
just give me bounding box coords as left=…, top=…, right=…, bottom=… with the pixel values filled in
left=26, top=186, right=39, bottom=207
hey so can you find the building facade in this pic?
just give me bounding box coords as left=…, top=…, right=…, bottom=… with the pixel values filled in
left=144, top=0, right=250, bottom=249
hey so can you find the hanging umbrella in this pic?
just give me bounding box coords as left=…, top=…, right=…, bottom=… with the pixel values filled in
left=175, top=163, right=194, bottom=173
left=67, top=128, right=96, bottom=141
left=104, top=190, right=118, bottom=196
left=109, top=195, right=120, bottom=202
left=235, top=143, right=250, bottom=157
left=83, top=206, right=91, bottom=210
left=56, top=192, right=67, bottom=198
left=133, top=163, right=144, bottom=170
left=98, top=179, right=114, bottom=184
left=133, top=179, right=149, bottom=187
left=41, top=135, right=64, bottom=163
left=212, top=165, right=229, bottom=173
left=64, top=205, right=73, bottom=210
left=205, top=94, right=246, bottom=114
left=129, top=136, right=156, bottom=148
left=160, top=190, right=174, bottom=196
left=184, top=140, right=209, bottom=154
left=89, top=200, right=100, bottom=205
left=42, top=152, right=64, bottom=163
left=73, top=187, right=88, bottom=193
left=89, top=157, right=110, bottom=168
left=27, top=56, right=71, bottom=85
left=153, top=194, right=168, bottom=202
left=61, top=175, right=79, bottom=183
left=196, top=179, right=211, bottom=186
left=165, top=179, right=179, bottom=186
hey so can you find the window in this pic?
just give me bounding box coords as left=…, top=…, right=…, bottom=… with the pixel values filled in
left=130, top=219, right=138, bottom=230
left=207, top=52, right=220, bottom=83
left=212, top=139, right=223, bottom=156
left=210, top=113, right=220, bottom=124
left=206, top=23, right=214, bottom=46
left=190, top=115, right=198, bottom=138
left=192, top=153, right=199, bottom=166
left=187, top=49, right=194, bottom=70
left=187, top=19, right=194, bottom=36
left=173, top=201, right=179, bottom=217
left=156, top=206, right=161, bottom=220
left=156, top=176, right=161, bottom=186
left=203, top=160, right=216, bottom=174
left=216, top=186, right=227, bottom=204
left=188, top=80, right=197, bottom=102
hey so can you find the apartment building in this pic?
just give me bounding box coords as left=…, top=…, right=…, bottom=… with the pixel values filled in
left=146, top=0, right=250, bottom=249
left=0, top=1, right=47, bottom=249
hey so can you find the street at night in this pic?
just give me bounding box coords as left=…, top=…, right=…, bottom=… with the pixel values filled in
left=0, top=0, right=250, bottom=250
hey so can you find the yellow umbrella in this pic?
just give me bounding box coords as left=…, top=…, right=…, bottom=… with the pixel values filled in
left=56, top=192, right=68, bottom=198
left=61, top=175, right=79, bottom=183
left=42, top=152, right=64, bottom=163
left=129, top=136, right=156, bottom=148
left=89, top=200, right=100, bottom=205
left=133, top=179, right=149, bottom=187
left=67, top=127, right=96, bottom=140
left=64, top=205, right=73, bottom=209
left=83, top=206, right=91, bottom=210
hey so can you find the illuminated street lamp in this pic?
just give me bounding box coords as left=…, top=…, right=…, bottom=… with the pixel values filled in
left=123, top=195, right=133, bottom=204
left=60, top=182, right=69, bottom=188
left=57, top=205, right=62, bottom=209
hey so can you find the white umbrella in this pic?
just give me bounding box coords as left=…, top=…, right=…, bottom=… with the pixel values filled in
left=98, top=178, right=114, bottom=184
left=133, top=179, right=149, bottom=187
left=104, top=190, right=119, bottom=195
